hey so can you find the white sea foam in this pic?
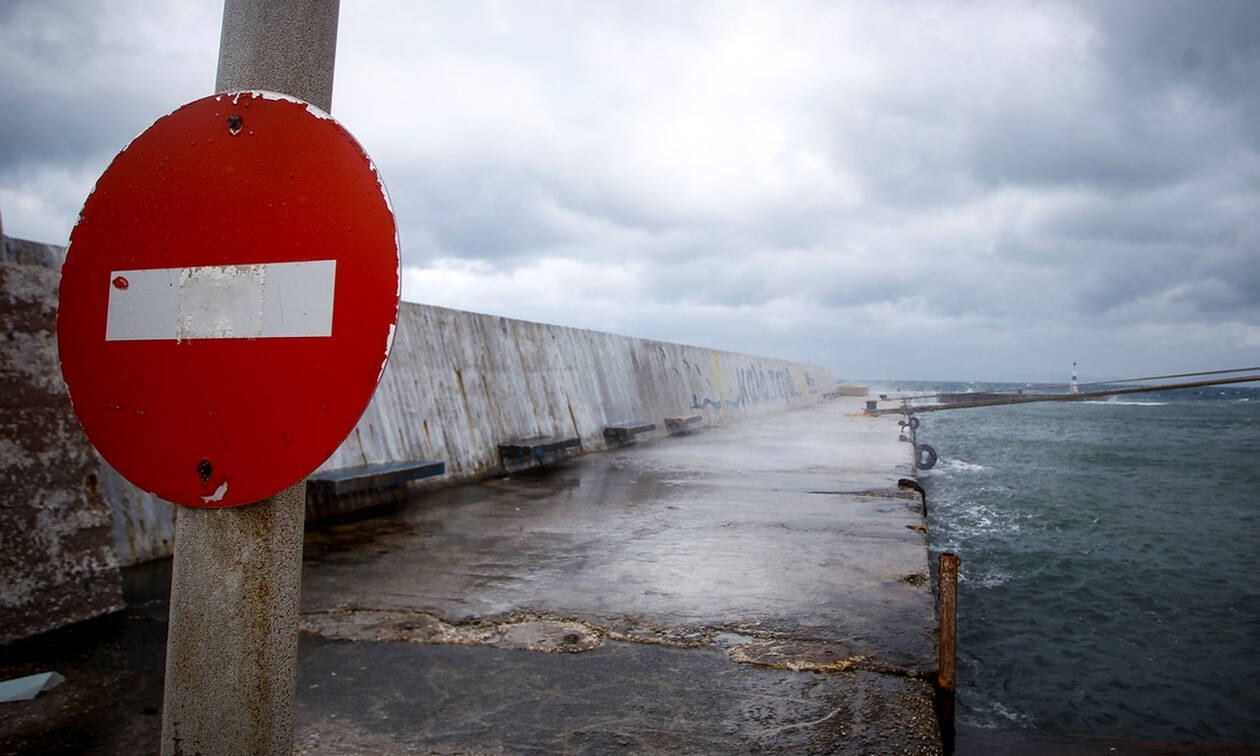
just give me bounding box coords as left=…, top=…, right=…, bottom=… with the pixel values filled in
left=979, top=700, right=1033, bottom=728
left=944, top=501, right=1023, bottom=539
left=1082, top=400, right=1168, bottom=406
left=968, top=569, right=1013, bottom=589
left=941, top=458, right=988, bottom=473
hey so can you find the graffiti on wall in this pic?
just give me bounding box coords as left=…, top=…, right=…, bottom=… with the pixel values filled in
left=689, top=363, right=818, bottom=410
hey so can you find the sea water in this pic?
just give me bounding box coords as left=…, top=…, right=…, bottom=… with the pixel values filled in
left=893, top=384, right=1259, bottom=744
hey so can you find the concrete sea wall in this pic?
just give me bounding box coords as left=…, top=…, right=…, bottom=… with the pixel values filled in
left=113, top=300, right=834, bottom=552
left=1, top=244, right=122, bottom=645
left=329, top=302, right=832, bottom=479
left=108, top=301, right=834, bottom=558
left=1, top=233, right=833, bottom=641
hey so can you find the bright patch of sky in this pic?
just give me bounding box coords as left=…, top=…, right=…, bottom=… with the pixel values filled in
left=2, top=0, right=1257, bottom=381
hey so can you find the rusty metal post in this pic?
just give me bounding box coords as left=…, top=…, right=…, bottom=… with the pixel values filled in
left=937, top=552, right=960, bottom=752
left=159, top=2, right=340, bottom=754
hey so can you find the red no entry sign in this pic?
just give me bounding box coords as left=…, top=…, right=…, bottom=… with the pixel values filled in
left=58, top=92, right=400, bottom=508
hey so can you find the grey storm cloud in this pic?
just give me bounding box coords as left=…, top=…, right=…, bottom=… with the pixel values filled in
left=968, top=111, right=1196, bottom=193
left=390, top=164, right=572, bottom=263
left=1086, top=0, right=1260, bottom=105
left=0, top=3, right=215, bottom=169
left=0, top=74, right=135, bottom=171
left=2, top=0, right=1258, bottom=381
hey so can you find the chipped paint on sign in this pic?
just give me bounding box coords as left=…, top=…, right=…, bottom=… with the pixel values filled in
left=199, top=481, right=229, bottom=503
left=105, top=260, right=336, bottom=341
left=229, top=89, right=335, bottom=121
left=378, top=321, right=397, bottom=382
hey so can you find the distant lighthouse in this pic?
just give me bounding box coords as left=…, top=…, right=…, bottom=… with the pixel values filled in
left=1070, top=362, right=1079, bottom=394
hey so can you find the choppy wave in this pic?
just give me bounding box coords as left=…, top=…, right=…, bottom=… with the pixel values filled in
left=940, top=458, right=988, bottom=473
left=959, top=566, right=1013, bottom=588
left=971, top=699, right=1033, bottom=729
left=920, top=399, right=1260, bottom=743
left=939, top=500, right=1023, bottom=541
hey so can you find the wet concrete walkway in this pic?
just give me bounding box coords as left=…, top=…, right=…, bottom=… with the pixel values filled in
left=0, top=397, right=939, bottom=753
left=294, top=397, right=941, bottom=752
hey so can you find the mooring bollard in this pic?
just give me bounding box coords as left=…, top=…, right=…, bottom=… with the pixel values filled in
left=937, top=552, right=960, bottom=752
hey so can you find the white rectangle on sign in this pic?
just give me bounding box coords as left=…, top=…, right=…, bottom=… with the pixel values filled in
left=105, top=260, right=336, bottom=341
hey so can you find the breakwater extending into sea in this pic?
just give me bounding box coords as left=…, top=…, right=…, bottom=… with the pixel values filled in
left=891, top=381, right=1259, bottom=745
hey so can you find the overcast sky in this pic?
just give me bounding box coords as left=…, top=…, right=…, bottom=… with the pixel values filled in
left=2, top=1, right=1257, bottom=382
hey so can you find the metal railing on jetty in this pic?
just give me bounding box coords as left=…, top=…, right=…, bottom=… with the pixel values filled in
left=867, top=366, right=1260, bottom=416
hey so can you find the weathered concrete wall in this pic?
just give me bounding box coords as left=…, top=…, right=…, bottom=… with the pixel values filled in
left=2, top=232, right=832, bottom=578
left=97, top=456, right=175, bottom=566
left=106, top=304, right=833, bottom=556
left=1, top=235, right=66, bottom=269
left=0, top=242, right=123, bottom=645
left=325, top=303, right=834, bottom=480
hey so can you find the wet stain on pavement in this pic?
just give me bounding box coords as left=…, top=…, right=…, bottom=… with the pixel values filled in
left=302, top=609, right=603, bottom=653
left=728, top=638, right=872, bottom=673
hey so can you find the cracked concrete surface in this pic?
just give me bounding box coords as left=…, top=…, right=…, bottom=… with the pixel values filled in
left=296, top=397, right=941, bottom=753
left=293, top=636, right=941, bottom=755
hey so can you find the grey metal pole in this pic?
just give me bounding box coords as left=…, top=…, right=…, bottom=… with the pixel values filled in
left=160, top=2, right=340, bottom=754
left=215, top=0, right=340, bottom=112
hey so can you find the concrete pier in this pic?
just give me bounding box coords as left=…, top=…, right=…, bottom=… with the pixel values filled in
left=0, top=396, right=940, bottom=752
left=295, top=395, right=938, bottom=752
left=2, top=239, right=837, bottom=591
